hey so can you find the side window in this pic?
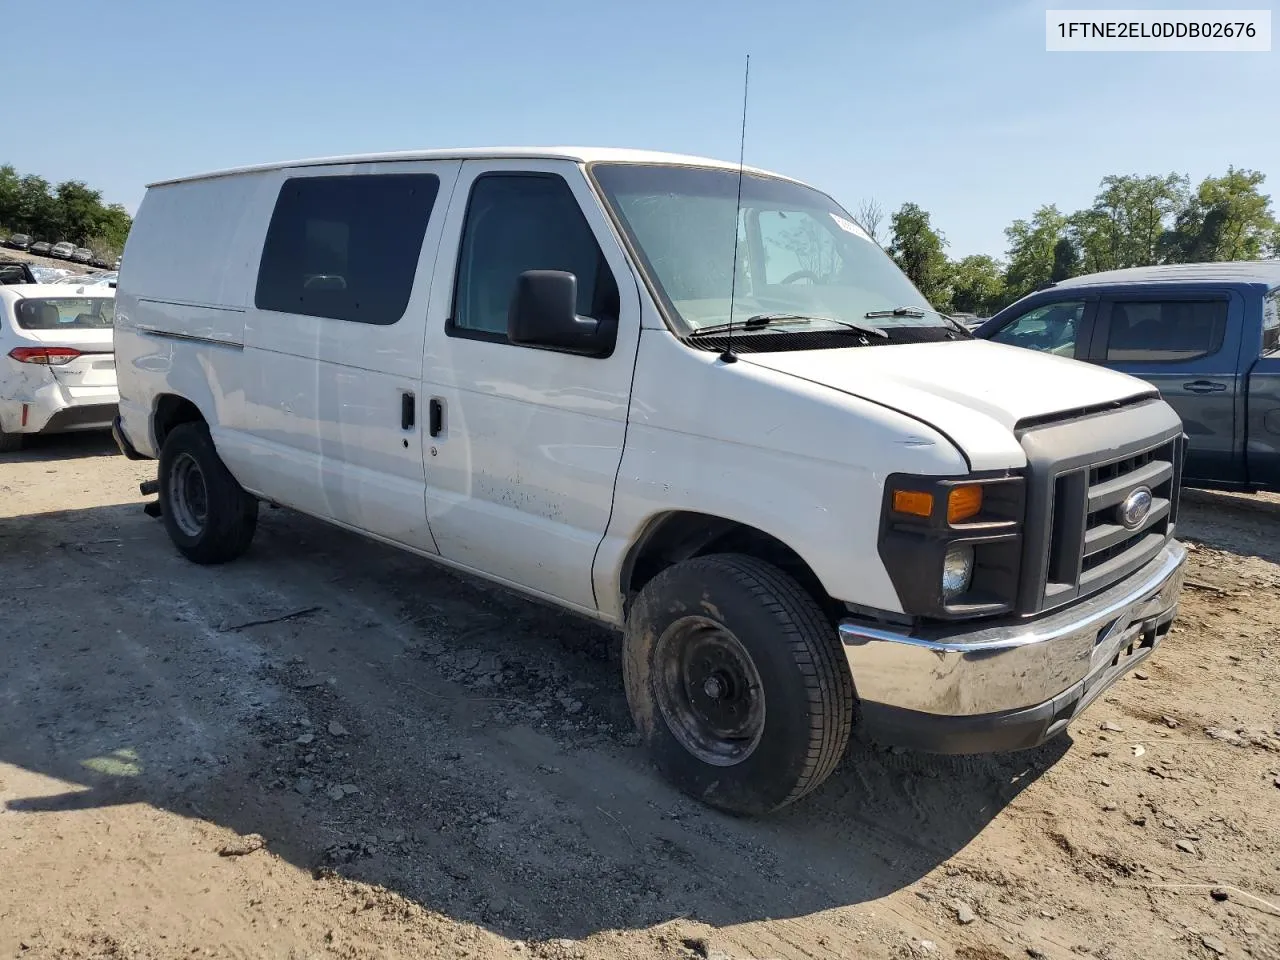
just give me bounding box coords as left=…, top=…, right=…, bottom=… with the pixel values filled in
left=990, top=300, right=1084, bottom=357
left=256, top=173, right=440, bottom=325
left=451, top=174, right=617, bottom=338
left=1105, top=300, right=1227, bottom=363
left=1264, top=289, right=1279, bottom=356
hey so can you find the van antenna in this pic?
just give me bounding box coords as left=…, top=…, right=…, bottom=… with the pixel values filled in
left=719, top=54, right=750, bottom=365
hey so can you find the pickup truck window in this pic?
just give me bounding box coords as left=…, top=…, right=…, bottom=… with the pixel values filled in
left=1104, top=300, right=1227, bottom=363
left=255, top=173, right=441, bottom=326
left=591, top=163, right=939, bottom=336
left=451, top=173, right=617, bottom=338
left=989, top=300, right=1083, bottom=357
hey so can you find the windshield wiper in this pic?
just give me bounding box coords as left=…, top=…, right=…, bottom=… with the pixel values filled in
left=689, top=313, right=888, bottom=339
left=864, top=305, right=975, bottom=339
left=864, top=306, right=928, bottom=319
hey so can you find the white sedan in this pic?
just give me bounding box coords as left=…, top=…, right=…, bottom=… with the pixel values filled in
left=0, top=285, right=117, bottom=452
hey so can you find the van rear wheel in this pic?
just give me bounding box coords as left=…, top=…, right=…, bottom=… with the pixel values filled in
left=158, top=422, right=257, bottom=564
left=623, top=554, right=855, bottom=815
left=0, top=427, right=21, bottom=453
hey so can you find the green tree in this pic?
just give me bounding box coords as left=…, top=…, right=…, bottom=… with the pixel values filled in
left=887, top=202, right=951, bottom=307
left=949, top=254, right=1005, bottom=314
left=1085, top=173, right=1189, bottom=269
left=55, top=180, right=106, bottom=245
left=1161, top=168, right=1278, bottom=263
left=14, top=175, right=59, bottom=237
left=1004, top=204, right=1067, bottom=298
left=0, top=164, right=20, bottom=231
left=0, top=163, right=132, bottom=251
left=1051, top=236, right=1079, bottom=281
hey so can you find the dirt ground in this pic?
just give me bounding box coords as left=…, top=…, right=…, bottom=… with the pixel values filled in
left=1, top=435, right=1277, bottom=960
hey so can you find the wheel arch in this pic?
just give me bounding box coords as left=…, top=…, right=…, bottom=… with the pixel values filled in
left=151, top=394, right=207, bottom=452
left=619, top=511, right=841, bottom=623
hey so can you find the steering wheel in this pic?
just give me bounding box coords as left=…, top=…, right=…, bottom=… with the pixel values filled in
left=780, top=270, right=820, bottom=284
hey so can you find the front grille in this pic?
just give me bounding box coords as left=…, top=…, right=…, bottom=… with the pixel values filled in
left=1040, top=436, right=1182, bottom=609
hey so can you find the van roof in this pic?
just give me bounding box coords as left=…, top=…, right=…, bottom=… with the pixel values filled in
left=1049, top=260, right=1280, bottom=290
left=146, top=147, right=805, bottom=188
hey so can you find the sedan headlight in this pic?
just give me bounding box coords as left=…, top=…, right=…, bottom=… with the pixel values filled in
left=878, top=472, right=1025, bottom=620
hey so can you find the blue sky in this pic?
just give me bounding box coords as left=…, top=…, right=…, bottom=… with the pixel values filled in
left=9, top=0, right=1276, bottom=258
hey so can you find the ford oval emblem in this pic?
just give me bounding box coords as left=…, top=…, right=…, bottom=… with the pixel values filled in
left=1118, top=487, right=1154, bottom=530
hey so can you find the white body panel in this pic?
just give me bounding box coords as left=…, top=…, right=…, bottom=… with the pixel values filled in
left=113, top=147, right=1164, bottom=628
left=234, top=159, right=462, bottom=552
left=419, top=158, right=641, bottom=610
left=0, top=285, right=118, bottom=436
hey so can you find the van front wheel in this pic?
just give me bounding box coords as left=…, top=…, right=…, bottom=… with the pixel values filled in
left=623, top=554, right=855, bottom=815
left=159, top=422, right=258, bottom=564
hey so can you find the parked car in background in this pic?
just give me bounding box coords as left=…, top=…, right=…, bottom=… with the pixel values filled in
left=975, top=261, right=1280, bottom=493
left=91, top=254, right=112, bottom=268
left=0, top=259, right=38, bottom=285
left=5, top=234, right=32, bottom=251
left=30, top=241, right=52, bottom=256
left=112, top=257, right=121, bottom=270
left=50, top=242, right=75, bottom=260
left=72, top=247, right=94, bottom=264
left=0, top=284, right=118, bottom=452
left=55, top=271, right=117, bottom=287
left=113, top=146, right=1188, bottom=814
left=27, top=266, right=71, bottom=284
left=950, top=312, right=987, bottom=330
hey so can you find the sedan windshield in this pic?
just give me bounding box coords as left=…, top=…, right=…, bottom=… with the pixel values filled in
left=591, top=163, right=940, bottom=334
left=13, top=296, right=115, bottom=329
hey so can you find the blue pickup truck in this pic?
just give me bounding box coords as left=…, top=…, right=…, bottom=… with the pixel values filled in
left=975, top=261, right=1280, bottom=493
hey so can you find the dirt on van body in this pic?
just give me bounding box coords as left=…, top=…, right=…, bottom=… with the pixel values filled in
left=0, top=435, right=1277, bottom=960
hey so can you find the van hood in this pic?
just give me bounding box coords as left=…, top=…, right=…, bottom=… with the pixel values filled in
left=740, top=339, right=1158, bottom=471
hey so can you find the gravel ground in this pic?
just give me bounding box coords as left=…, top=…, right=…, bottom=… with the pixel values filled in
left=0, top=433, right=1277, bottom=960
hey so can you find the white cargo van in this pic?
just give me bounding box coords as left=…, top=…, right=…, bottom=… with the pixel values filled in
left=113, top=148, right=1188, bottom=814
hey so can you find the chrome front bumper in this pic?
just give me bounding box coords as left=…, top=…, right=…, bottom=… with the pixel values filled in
left=839, top=541, right=1187, bottom=753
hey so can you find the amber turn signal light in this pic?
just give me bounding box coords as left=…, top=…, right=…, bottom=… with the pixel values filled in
left=947, top=485, right=983, bottom=524
left=892, top=490, right=934, bottom=518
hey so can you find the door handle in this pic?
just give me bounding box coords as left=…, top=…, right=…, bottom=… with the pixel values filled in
left=401, top=391, right=415, bottom=429
left=1182, top=380, right=1227, bottom=394
left=429, top=398, right=443, bottom=437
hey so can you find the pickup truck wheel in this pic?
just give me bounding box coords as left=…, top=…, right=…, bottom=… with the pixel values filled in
left=623, top=553, right=854, bottom=815
left=158, top=422, right=257, bottom=564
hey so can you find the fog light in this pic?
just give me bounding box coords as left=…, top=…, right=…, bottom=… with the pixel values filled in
left=942, top=544, right=974, bottom=600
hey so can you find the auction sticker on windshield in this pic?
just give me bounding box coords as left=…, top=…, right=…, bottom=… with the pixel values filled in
left=830, top=214, right=873, bottom=242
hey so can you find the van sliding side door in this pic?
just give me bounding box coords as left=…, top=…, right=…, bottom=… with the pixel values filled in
left=241, top=160, right=462, bottom=551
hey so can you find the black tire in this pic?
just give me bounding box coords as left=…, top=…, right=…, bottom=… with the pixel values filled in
left=623, top=553, right=855, bottom=815
left=158, top=421, right=258, bottom=564
left=0, top=427, right=22, bottom=453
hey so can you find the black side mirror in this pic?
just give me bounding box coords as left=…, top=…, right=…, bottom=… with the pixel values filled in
left=508, top=270, right=616, bottom=358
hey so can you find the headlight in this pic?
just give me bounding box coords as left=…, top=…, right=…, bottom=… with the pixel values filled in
left=942, top=544, right=975, bottom=599
left=878, top=472, right=1026, bottom=620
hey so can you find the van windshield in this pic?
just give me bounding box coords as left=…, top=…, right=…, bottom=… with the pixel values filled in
left=13, top=296, right=115, bottom=329
left=591, top=163, right=941, bottom=335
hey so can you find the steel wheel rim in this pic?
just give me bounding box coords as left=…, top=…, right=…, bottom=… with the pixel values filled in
left=653, top=615, right=765, bottom=767
left=168, top=452, right=209, bottom=538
